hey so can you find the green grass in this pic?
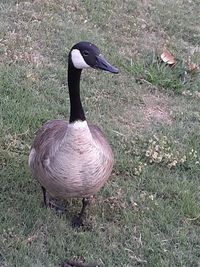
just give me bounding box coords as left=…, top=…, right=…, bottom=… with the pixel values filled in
left=1, top=0, right=200, bottom=266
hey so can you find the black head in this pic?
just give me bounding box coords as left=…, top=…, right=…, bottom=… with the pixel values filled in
left=69, top=41, right=119, bottom=74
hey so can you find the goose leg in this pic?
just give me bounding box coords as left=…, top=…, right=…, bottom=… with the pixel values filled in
left=41, top=186, right=65, bottom=214
left=79, top=198, right=90, bottom=217
left=72, top=198, right=89, bottom=228
left=41, top=186, right=48, bottom=208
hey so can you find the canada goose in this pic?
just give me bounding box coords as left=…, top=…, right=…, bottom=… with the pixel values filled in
left=29, top=41, right=119, bottom=226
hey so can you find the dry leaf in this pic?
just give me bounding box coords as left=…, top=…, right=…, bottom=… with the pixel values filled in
left=187, top=62, right=199, bottom=72
left=161, top=49, right=175, bottom=65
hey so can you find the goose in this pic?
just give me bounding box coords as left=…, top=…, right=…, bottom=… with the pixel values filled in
left=29, top=41, right=119, bottom=226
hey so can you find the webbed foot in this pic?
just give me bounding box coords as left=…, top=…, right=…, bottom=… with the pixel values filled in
left=71, top=215, right=84, bottom=228
left=41, top=186, right=65, bottom=215
left=71, top=198, right=90, bottom=228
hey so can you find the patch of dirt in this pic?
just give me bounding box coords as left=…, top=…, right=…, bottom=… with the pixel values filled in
left=142, top=93, right=173, bottom=124
left=0, top=30, right=48, bottom=66
left=111, top=88, right=173, bottom=138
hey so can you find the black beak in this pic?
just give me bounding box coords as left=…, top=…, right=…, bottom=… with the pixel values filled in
left=94, top=54, right=119, bottom=74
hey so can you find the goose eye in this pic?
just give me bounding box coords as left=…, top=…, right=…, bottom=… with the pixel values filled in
left=83, top=50, right=89, bottom=56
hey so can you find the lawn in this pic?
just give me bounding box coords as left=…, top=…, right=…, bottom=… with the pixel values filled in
left=0, top=0, right=200, bottom=266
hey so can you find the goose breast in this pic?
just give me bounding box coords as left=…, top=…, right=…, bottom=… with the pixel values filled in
left=29, top=119, right=113, bottom=198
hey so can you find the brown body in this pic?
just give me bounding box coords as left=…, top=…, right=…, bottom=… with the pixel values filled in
left=29, top=119, right=113, bottom=199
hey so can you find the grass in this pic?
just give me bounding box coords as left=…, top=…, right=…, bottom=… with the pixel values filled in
left=0, top=0, right=200, bottom=266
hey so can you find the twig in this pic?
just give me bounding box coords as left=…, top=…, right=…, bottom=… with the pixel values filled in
left=112, top=130, right=125, bottom=136
left=186, top=215, right=200, bottom=221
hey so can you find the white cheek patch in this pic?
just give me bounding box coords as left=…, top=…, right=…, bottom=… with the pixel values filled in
left=71, top=49, right=90, bottom=69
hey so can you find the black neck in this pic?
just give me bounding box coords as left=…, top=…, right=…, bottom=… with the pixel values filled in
left=68, top=64, right=86, bottom=123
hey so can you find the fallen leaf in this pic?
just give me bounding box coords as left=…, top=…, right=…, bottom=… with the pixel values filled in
left=187, top=62, right=199, bottom=72
left=161, top=49, right=175, bottom=65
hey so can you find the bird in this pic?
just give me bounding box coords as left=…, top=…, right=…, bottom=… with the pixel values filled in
left=29, top=41, right=119, bottom=227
